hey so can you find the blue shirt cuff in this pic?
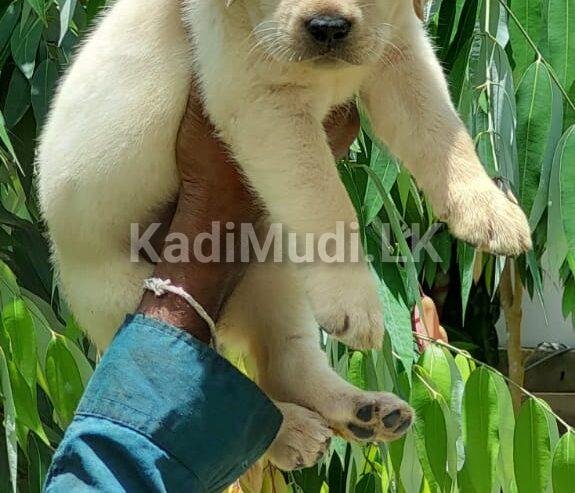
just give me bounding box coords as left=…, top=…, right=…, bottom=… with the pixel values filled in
left=47, top=314, right=282, bottom=492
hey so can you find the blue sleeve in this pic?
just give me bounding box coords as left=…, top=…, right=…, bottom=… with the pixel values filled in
left=44, top=314, right=283, bottom=493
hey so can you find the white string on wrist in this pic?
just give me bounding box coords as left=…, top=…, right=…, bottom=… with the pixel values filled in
left=143, top=278, right=218, bottom=349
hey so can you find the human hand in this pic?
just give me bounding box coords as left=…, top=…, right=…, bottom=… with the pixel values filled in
left=139, top=83, right=360, bottom=343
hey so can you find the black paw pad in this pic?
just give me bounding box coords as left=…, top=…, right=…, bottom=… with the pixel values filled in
left=382, top=409, right=402, bottom=429
left=356, top=404, right=374, bottom=422
left=394, top=415, right=413, bottom=435
left=347, top=423, right=374, bottom=439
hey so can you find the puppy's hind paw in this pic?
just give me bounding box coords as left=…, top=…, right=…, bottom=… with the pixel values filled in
left=266, top=402, right=332, bottom=471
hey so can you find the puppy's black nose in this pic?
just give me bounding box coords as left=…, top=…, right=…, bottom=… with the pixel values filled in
left=306, top=15, right=352, bottom=45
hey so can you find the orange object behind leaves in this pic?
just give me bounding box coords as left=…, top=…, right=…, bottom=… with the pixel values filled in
left=412, top=295, right=449, bottom=351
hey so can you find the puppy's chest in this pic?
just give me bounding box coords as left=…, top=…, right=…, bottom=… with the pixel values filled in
left=213, top=57, right=366, bottom=115
left=307, top=70, right=365, bottom=113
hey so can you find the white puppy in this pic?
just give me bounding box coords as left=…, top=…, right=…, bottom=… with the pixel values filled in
left=37, top=0, right=531, bottom=470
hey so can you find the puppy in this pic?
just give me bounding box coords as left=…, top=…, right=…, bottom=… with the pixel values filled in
left=37, top=0, right=531, bottom=470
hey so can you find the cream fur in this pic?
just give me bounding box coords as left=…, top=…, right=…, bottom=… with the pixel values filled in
left=37, top=0, right=530, bottom=470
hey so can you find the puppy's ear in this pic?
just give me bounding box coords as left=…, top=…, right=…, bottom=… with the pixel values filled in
left=412, top=0, right=427, bottom=21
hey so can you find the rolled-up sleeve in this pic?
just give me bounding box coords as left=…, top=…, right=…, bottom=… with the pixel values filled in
left=45, top=314, right=282, bottom=493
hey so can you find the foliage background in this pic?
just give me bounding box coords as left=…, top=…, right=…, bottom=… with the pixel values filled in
left=0, top=0, right=574, bottom=492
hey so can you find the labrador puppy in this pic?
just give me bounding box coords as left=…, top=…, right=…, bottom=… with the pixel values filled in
left=37, top=0, right=531, bottom=470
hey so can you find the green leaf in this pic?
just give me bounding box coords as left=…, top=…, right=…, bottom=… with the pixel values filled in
left=418, top=346, right=452, bottom=405
left=548, top=126, right=575, bottom=272
left=389, top=435, right=405, bottom=491
left=0, top=433, right=12, bottom=493
left=45, top=335, right=84, bottom=428
left=363, top=351, right=379, bottom=391
left=454, top=353, right=475, bottom=382
left=0, top=261, right=20, bottom=306
left=3, top=67, right=31, bottom=128
left=31, top=58, right=58, bottom=127
left=0, top=347, right=17, bottom=493
left=558, top=126, right=575, bottom=265
left=363, top=143, right=398, bottom=225
left=562, top=277, right=575, bottom=319
left=399, top=431, right=423, bottom=493
left=356, top=473, right=379, bottom=493
left=396, top=167, right=411, bottom=214
left=0, top=111, right=19, bottom=166
left=423, top=400, right=450, bottom=491
left=411, top=360, right=457, bottom=490
left=460, top=367, right=500, bottom=492
left=346, top=451, right=358, bottom=493
left=446, top=0, right=479, bottom=71
left=514, top=398, right=554, bottom=493
left=58, top=0, right=77, bottom=45
left=436, top=0, right=459, bottom=59
left=564, top=80, right=575, bottom=128
left=445, top=352, right=466, bottom=473
left=352, top=163, right=420, bottom=303
left=458, top=240, right=476, bottom=320
left=380, top=331, right=399, bottom=391
left=10, top=17, right=43, bottom=79
left=2, top=297, right=37, bottom=389
left=0, top=3, right=21, bottom=51
left=469, top=35, right=518, bottom=185
left=379, top=278, right=414, bottom=375
left=526, top=249, right=545, bottom=309
left=22, top=292, right=93, bottom=387
left=327, top=451, right=345, bottom=493
left=25, top=1, right=47, bottom=23
left=544, top=0, right=575, bottom=90
left=508, top=0, right=542, bottom=78
left=348, top=351, right=366, bottom=390
left=411, top=367, right=440, bottom=490
left=7, top=360, right=48, bottom=444
left=552, top=432, right=575, bottom=493
left=527, top=82, right=564, bottom=230
left=516, top=61, right=563, bottom=221
left=493, top=373, right=516, bottom=492
left=27, top=435, right=51, bottom=493
left=431, top=230, right=452, bottom=273
left=478, top=0, right=509, bottom=46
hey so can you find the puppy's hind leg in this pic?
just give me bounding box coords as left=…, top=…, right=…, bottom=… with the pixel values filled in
left=260, top=320, right=413, bottom=444
left=218, top=262, right=413, bottom=457
left=57, top=252, right=154, bottom=350
left=217, top=264, right=332, bottom=471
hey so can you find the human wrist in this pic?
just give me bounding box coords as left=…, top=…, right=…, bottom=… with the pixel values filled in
left=137, top=190, right=254, bottom=343
left=137, top=259, right=243, bottom=344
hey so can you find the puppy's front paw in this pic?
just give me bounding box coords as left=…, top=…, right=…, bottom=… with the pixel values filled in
left=305, top=265, right=383, bottom=350
left=267, top=402, right=332, bottom=471
left=445, top=179, right=532, bottom=256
